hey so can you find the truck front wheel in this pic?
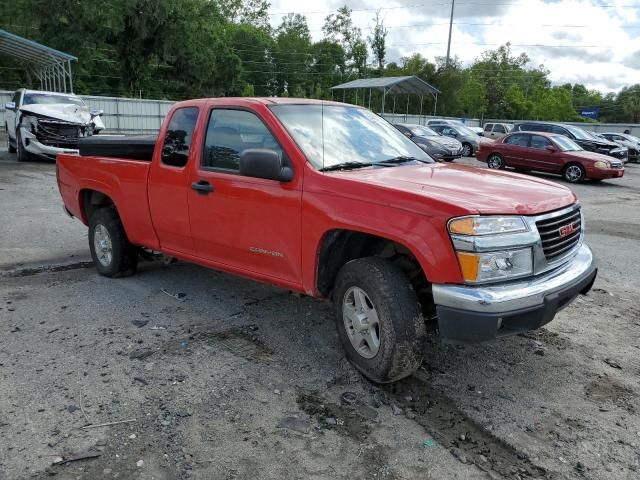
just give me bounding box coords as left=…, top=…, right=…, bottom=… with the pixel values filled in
left=334, top=257, right=426, bottom=383
left=88, top=207, right=138, bottom=277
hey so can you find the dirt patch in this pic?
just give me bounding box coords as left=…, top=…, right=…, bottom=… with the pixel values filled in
left=520, top=327, right=571, bottom=350
left=161, top=327, right=273, bottom=362
left=584, top=375, right=637, bottom=413
left=384, top=373, right=551, bottom=479
left=296, top=390, right=372, bottom=441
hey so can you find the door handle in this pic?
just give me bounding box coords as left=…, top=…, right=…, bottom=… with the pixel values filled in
left=191, top=180, right=214, bottom=194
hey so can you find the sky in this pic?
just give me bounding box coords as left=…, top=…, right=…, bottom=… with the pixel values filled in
left=267, top=0, right=640, bottom=93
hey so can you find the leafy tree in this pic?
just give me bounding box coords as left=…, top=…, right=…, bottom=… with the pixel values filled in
left=369, top=10, right=387, bottom=74
left=323, top=6, right=368, bottom=76
left=275, top=13, right=312, bottom=97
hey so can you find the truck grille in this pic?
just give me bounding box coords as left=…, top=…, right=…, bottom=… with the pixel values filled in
left=536, top=206, right=582, bottom=262
left=36, top=119, right=82, bottom=148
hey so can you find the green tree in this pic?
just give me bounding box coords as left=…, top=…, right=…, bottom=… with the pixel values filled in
left=368, top=10, right=387, bottom=74
left=275, top=13, right=312, bottom=97
left=323, top=6, right=368, bottom=76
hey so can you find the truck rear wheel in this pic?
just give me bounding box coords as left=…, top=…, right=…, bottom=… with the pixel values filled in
left=333, top=257, right=426, bottom=383
left=88, top=207, right=138, bottom=277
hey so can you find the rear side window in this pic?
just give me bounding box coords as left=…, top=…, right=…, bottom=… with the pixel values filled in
left=494, top=124, right=506, bottom=133
left=505, top=133, right=529, bottom=147
left=161, top=107, right=199, bottom=168
left=12, top=91, right=20, bottom=106
left=202, top=109, right=283, bottom=172
left=530, top=135, right=552, bottom=149
left=550, top=125, right=568, bottom=136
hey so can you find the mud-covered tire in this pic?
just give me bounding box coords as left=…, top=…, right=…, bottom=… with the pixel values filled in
left=88, top=207, right=138, bottom=277
left=334, top=257, right=426, bottom=384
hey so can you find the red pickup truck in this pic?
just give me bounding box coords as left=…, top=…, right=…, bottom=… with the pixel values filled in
left=57, top=98, right=597, bottom=383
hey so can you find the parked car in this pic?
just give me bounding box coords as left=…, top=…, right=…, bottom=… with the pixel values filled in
left=5, top=88, right=105, bottom=161
left=477, top=131, right=625, bottom=183
left=512, top=122, right=628, bottom=163
left=599, top=132, right=640, bottom=163
left=57, top=97, right=597, bottom=383
left=429, top=124, right=494, bottom=157
left=482, top=122, right=513, bottom=140
left=427, top=119, right=483, bottom=135
left=393, top=123, right=463, bottom=161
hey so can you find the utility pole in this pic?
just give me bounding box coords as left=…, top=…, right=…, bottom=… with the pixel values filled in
left=445, top=0, right=455, bottom=67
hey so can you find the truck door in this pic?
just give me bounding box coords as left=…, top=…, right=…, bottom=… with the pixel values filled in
left=187, top=107, right=302, bottom=286
left=148, top=106, right=200, bottom=254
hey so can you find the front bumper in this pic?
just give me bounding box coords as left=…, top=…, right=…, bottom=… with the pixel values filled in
left=21, top=128, right=79, bottom=159
left=433, top=244, right=597, bottom=343
left=586, top=166, right=625, bottom=180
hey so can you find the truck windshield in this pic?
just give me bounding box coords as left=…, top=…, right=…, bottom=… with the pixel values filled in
left=23, top=93, right=85, bottom=107
left=270, top=104, right=432, bottom=170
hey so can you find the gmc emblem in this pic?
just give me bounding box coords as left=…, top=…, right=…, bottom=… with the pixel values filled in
left=559, top=223, right=577, bottom=238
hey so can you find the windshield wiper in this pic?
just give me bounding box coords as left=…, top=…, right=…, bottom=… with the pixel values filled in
left=379, top=155, right=430, bottom=165
left=319, top=161, right=374, bottom=172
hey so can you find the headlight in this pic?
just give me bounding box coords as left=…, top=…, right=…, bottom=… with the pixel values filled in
left=448, top=215, right=535, bottom=284
left=594, top=161, right=610, bottom=169
left=448, top=216, right=528, bottom=236
left=457, top=248, right=533, bottom=283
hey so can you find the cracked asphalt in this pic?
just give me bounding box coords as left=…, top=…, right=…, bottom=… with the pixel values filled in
left=1, top=146, right=639, bottom=480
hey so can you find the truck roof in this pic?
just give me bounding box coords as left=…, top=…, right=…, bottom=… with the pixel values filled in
left=173, top=97, right=355, bottom=108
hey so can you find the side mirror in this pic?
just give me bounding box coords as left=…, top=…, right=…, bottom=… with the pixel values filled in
left=240, top=149, right=293, bottom=182
left=5, top=102, right=16, bottom=111
left=90, top=109, right=104, bottom=118
left=546, top=146, right=557, bottom=153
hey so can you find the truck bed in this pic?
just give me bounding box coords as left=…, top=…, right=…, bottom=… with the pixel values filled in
left=56, top=152, right=159, bottom=250
left=78, top=135, right=157, bottom=161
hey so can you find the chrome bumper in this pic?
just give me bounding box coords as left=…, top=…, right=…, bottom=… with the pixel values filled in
left=433, top=244, right=596, bottom=314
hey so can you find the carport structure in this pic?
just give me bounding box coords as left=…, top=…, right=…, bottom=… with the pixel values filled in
left=331, top=76, right=441, bottom=115
left=0, top=28, right=77, bottom=93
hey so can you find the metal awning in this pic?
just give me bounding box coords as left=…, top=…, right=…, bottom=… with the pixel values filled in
left=331, top=76, right=440, bottom=115
left=0, top=29, right=77, bottom=93
left=331, top=76, right=440, bottom=96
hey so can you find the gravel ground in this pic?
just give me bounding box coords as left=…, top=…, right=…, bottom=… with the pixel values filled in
left=1, top=148, right=639, bottom=480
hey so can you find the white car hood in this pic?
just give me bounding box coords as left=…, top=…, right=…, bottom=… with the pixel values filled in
left=20, top=103, right=93, bottom=125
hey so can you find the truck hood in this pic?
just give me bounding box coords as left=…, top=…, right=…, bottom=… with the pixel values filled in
left=20, top=103, right=93, bottom=125
left=334, top=163, right=576, bottom=215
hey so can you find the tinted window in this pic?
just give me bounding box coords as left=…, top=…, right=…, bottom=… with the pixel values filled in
left=494, top=124, right=506, bottom=133
left=484, top=124, right=493, bottom=132
left=530, top=135, right=552, bottom=150
left=550, top=125, right=568, bottom=136
left=202, top=109, right=283, bottom=171
left=161, top=107, right=199, bottom=168
left=505, top=133, right=529, bottom=147
left=12, top=91, right=20, bottom=106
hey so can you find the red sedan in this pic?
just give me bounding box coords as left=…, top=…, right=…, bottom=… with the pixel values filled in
left=476, top=131, right=625, bottom=183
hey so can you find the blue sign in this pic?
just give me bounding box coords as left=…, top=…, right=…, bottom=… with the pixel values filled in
left=579, top=107, right=600, bottom=120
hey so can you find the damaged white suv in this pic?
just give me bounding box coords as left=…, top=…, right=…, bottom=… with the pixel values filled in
left=5, top=89, right=105, bottom=161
